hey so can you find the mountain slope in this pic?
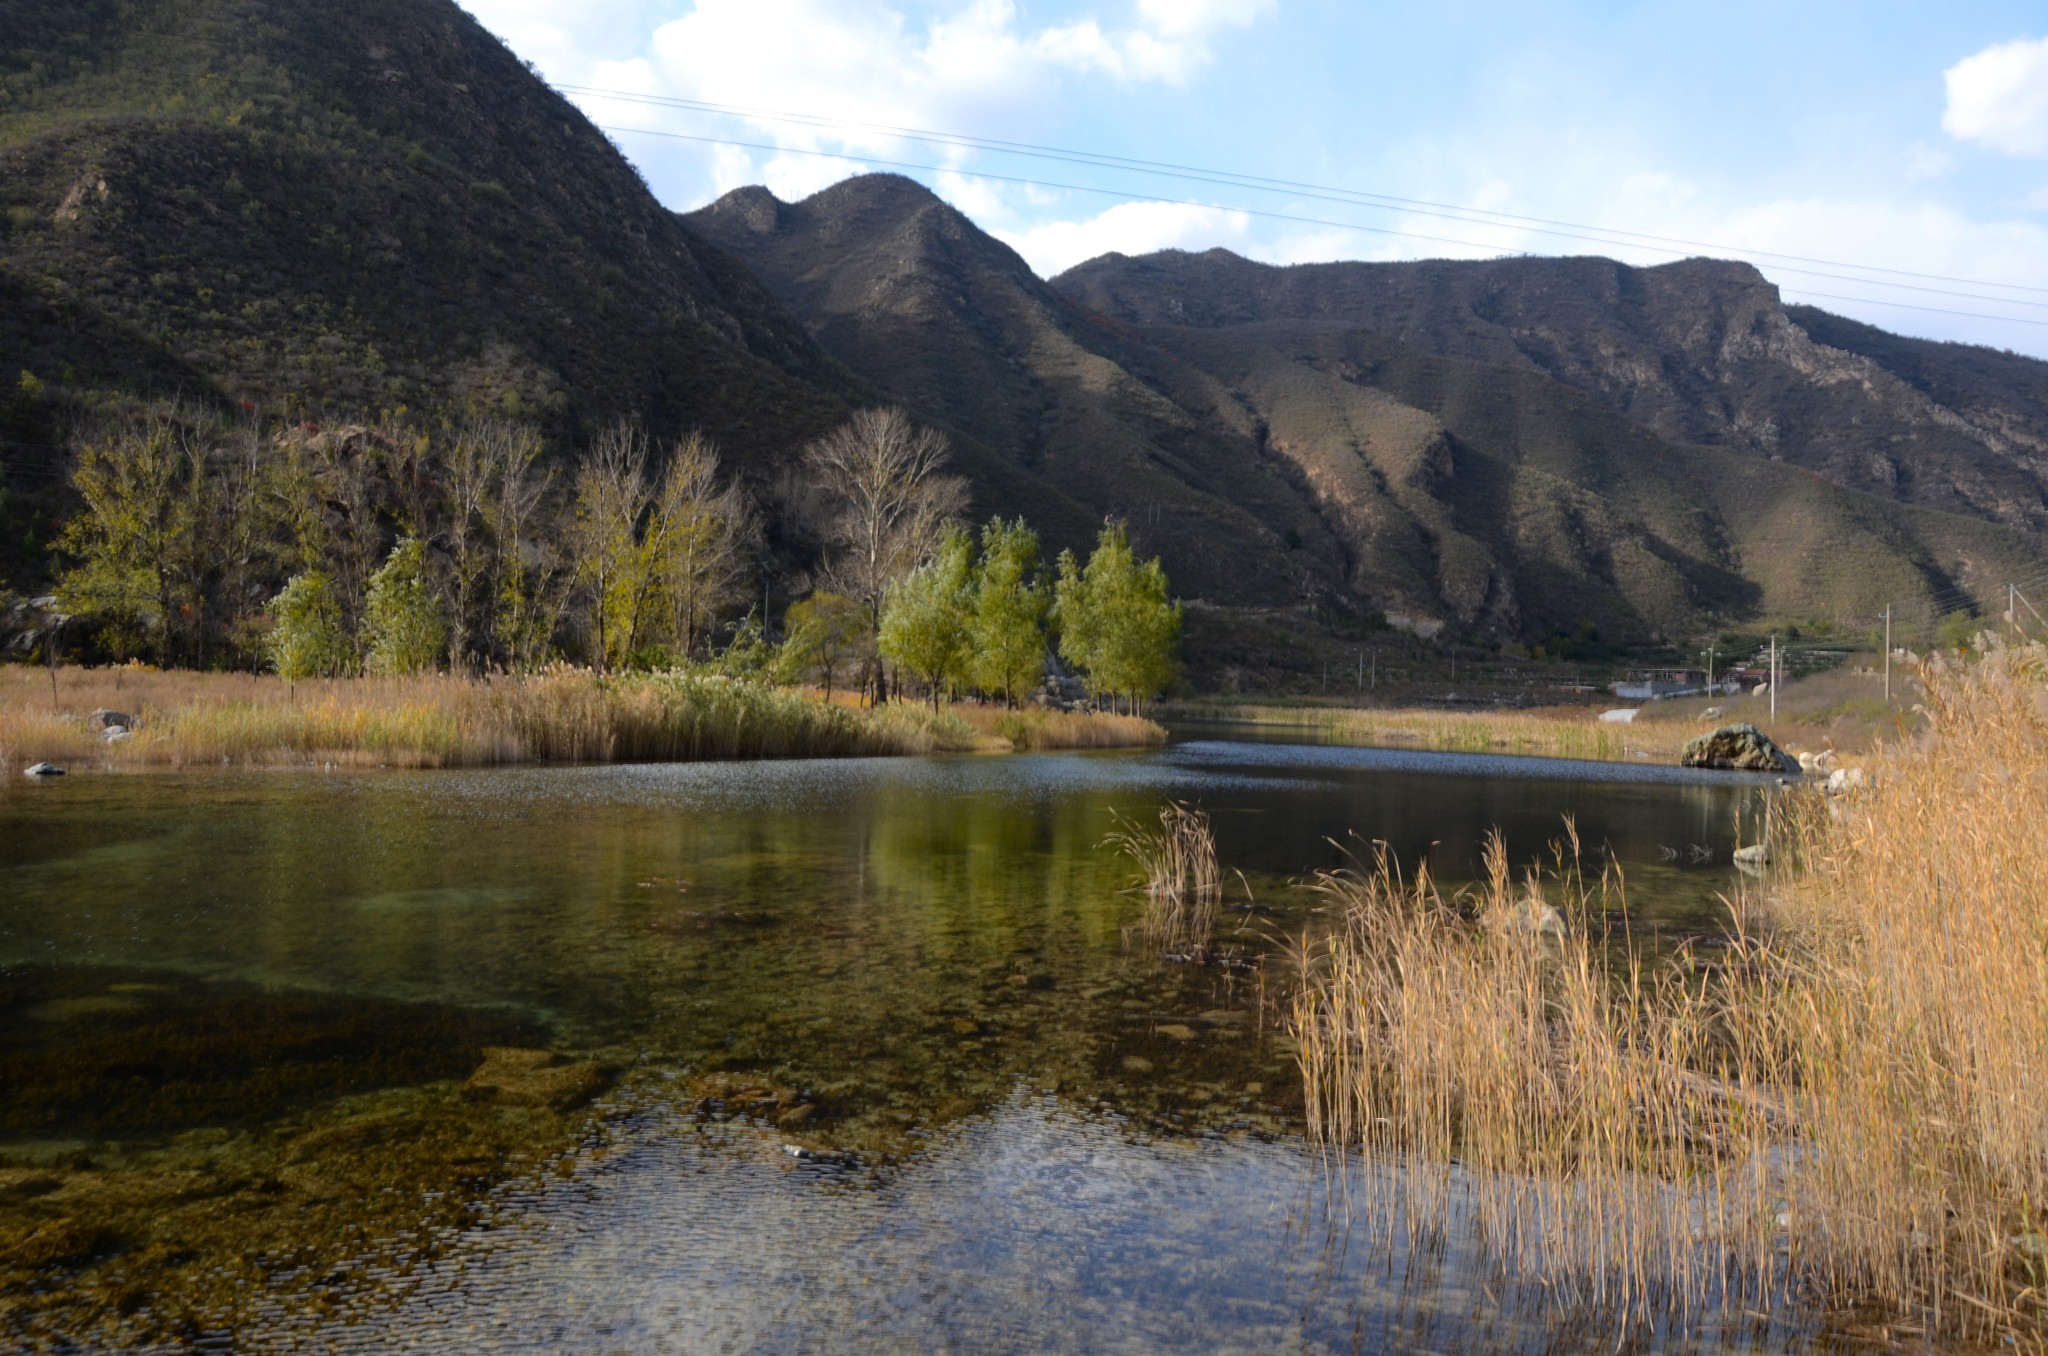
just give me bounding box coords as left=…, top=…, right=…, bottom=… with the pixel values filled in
left=1056, top=250, right=2048, bottom=532
left=686, top=176, right=1329, bottom=607
left=0, top=0, right=853, bottom=464
left=692, top=176, right=2046, bottom=641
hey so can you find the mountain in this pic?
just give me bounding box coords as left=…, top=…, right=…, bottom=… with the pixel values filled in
left=1055, top=250, right=2048, bottom=533
left=6, top=0, right=2043, bottom=661
left=0, top=0, right=854, bottom=467
left=685, top=176, right=1325, bottom=607
left=692, top=176, right=2047, bottom=644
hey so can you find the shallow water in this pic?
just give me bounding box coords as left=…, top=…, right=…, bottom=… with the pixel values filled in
left=0, top=737, right=1789, bottom=1351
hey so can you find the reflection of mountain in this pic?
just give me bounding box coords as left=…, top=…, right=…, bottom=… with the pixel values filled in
left=693, top=176, right=2048, bottom=642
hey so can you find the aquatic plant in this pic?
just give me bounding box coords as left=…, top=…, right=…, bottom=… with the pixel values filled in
left=1106, top=801, right=1222, bottom=954
left=1290, top=643, right=2048, bottom=1342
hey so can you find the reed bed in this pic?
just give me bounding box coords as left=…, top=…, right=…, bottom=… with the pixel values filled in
left=1182, top=702, right=1659, bottom=762
left=1289, top=644, right=2048, bottom=1341
left=0, top=666, right=1161, bottom=769
left=1105, top=801, right=1223, bottom=954
left=954, top=704, right=1167, bottom=752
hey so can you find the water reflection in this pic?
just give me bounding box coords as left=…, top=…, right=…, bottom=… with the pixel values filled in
left=0, top=740, right=1776, bottom=1350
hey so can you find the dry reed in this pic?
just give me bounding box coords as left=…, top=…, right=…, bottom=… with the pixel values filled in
left=953, top=704, right=1167, bottom=752
left=1105, top=801, right=1223, bottom=954
left=1289, top=643, right=2048, bottom=1340
left=0, top=666, right=1160, bottom=770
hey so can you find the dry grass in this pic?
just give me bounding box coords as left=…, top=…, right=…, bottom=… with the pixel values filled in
left=1105, top=801, right=1223, bottom=955
left=1180, top=702, right=1660, bottom=762
left=953, top=704, right=1167, bottom=752
left=0, top=666, right=1161, bottom=770
left=1290, top=644, right=2048, bottom=1340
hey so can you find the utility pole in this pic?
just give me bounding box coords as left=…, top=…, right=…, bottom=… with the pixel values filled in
left=1370, top=649, right=1377, bottom=690
left=1883, top=605, right=1892, bottom=704
left=1356, top=649, right=1363, bottom=691
left=1769, top=634, right=1777, bottom=722
left=2012, top=583, right=2019, bottom=641
left=1701, top=645, right=1717, bottom=694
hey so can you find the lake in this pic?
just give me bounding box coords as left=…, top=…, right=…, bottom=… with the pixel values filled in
left=0, top=733, right=1788, bottom=1352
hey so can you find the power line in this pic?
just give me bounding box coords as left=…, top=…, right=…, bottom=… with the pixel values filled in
left=566, top=83, right=2048, bottom=302
left=602, top=126, right=2048, bottom=332
left=600, top=124, right=2048, bottom=332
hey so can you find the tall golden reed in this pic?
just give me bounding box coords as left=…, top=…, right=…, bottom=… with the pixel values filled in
left=1106, top=801, right=1223, bottom=953
left=1291, top=644, right=2048, bottom=1341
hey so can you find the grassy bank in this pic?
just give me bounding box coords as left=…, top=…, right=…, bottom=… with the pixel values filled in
left=1167, top=700, right=1659, bottom=761
left=1289, top=644, right=2048, bottom=1340
left=1171, top=661, right=1911, bottom=765
left=0, top=667, right=1163, bottom=771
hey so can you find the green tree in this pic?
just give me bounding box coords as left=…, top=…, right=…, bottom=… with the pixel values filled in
left=1936, top=608, right=1982, bottom=654
left=969, top=517, right=1047, bottom=704
left=567, top=422, right=651, bottom=673
left=363, top=537, right=448, bottom=676
left=54, top=416, right=198, bottom=662
left=781, top=590, right=867, bottom=698
left=1054, top=522, right=1181, bottom=713
left=878, top=526, right=975, bottom=709
left=265, top=570, right=351, bottom=680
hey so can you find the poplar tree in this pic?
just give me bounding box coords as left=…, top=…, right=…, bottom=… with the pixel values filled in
left=55, top=415, right=200, bottom=663
left=363, top=537, right=448, bottom=676
left=782, top=591, right=867, bottom=699
left=650, top=433, right=754, bottom=660
left=878, top=526, right=975, bottom=709
left=969, top=517, right=1047, bottom=705
left=567, top=422, right=651, bottom=674
left=802, top=408, right=970, bottom=702
left=1053, top=522, right=1181, bottom=712
left=265, top=570, right=350, bottom=680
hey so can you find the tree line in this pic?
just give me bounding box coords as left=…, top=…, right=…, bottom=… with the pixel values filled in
left=34, top=402, right=1180, bottom=704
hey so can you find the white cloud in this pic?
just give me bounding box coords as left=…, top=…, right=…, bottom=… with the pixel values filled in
left=1943, top=36, right=2048, bottom=157
left=994, top=200, right=1254, bottom=275
left=1904, top=140, right=1955, bottom=180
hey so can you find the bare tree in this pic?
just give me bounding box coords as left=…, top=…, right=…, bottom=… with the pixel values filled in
left=802, top=408, right=969, bottom=703
left=475, top=423, right=556, bottom=670
left=650, top=432, right=756, bottom=660
left=444, top=419, right=550, bottom=671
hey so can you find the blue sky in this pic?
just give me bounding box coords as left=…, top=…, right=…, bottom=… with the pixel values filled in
left=460, top=1, right=2048, bottom=355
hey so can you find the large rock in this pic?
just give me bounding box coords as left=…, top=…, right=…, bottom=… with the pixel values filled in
left=88, top=709, right=134, bottom=733
left=1680, top=723, right=1799, bottom=773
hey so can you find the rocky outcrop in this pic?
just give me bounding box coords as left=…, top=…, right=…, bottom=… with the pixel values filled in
left=1680, top=723, right=1799, bottom=774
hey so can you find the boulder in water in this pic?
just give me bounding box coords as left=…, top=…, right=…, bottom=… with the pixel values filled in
left=1680, top=724, right=1798, bottom=774
left=23, top=762, right=64, bottom=778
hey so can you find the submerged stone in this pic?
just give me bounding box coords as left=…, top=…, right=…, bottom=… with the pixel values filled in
left=462, top=1048, right=611, bottom=1111
left=1679, top=723, right=1799, bottom=773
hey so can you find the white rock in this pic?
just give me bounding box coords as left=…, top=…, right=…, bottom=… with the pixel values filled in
left=1599, top=708, right=1638, bottom=724
left=1732, top=844, right=1770, bottom=866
